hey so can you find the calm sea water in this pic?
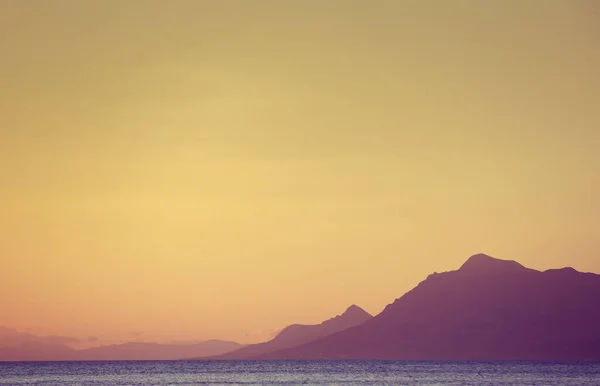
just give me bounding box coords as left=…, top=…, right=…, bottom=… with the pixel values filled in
left=0, top=361, right=599, bottom=385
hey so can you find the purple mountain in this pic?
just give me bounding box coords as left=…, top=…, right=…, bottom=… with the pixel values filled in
left=258, top=254, right=600, bottom=360
left=207, top=305, right=372, bottom=359
left=0, top=327, right=243, bottom=361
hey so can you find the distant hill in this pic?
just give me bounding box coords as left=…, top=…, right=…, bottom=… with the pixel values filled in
left=0, top=327, right=76, bottom=361
left=77, top=340, right=243, bottom=361
left=206, top=305, right=372, bottom=359
left=259, top=254, right=600, bottom=360
left=0, top=327, right=243, bottom=361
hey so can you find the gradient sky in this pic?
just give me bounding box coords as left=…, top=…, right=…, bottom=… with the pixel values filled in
left=1, top=0, right=599, bottom=345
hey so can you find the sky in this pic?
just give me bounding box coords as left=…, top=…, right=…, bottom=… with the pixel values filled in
left=1, top=0, right=599, bottom=346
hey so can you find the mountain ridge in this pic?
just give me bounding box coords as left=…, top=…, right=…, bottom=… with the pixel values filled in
left=0, top=333, right=244, bottom=362
left=256, top=254, right=600, bottom=360
left=204, top=305, right=372, bottom=360
left=3, top=254, right=599, bottom=361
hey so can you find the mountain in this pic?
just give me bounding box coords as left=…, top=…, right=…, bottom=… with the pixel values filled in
left=76, top=340, right=243, bottom=361
left=0, top=327, right=76, bottom=361
left=0, top=326, right=243, bottom=361
left=259, top=254, right=600, bottom=360
left=0, top=342, right=75, bottom=362
left=207, top=305, right=372, bottom=359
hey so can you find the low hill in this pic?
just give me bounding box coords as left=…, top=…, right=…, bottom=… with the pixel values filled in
left=206, top=305, right=372, bottom=359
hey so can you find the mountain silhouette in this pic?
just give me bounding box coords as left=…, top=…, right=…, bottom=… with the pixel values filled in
left=0, top=340, right=76, bottom=361
left=0, top=327, right=243, bottom=361
left=257, top=254, right=600, bottom=360
left=205, top=305, right=372, bottom=359
left=0, top=327, right=77, bottom=361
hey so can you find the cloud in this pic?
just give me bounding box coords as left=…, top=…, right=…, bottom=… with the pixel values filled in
left=169, top=339, right=203, bottom=345
left=0, top=327, right=79, bottom=347
left=88, top=336, right=99, bottom=342
left=44, top=335, right=80, bottom=344
left=244, top=328, right=280, bottom=340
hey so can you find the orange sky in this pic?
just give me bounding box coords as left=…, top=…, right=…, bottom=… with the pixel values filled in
left=1, top=0, right=599, bottom=345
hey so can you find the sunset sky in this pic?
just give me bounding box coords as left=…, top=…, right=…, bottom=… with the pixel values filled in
left=1, top=0, right=599, bottom=346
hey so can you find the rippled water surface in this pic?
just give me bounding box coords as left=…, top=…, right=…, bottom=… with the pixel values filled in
left=1, top=360, right=599, bottom=385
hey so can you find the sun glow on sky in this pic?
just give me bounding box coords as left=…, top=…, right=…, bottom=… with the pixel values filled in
left=1, top=0, right=599, bottom=344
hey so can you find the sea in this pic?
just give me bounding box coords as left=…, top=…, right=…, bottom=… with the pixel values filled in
left=0, top=360, right=599, bottom=385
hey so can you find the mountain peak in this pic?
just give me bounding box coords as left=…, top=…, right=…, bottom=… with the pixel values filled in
left=213, top=304, right=372, bottom=359
left=341, top=305, right=371, bottom=319
left=459, top=253, right=531, bottom=274
left=261, top=255, right=600, bottom=361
